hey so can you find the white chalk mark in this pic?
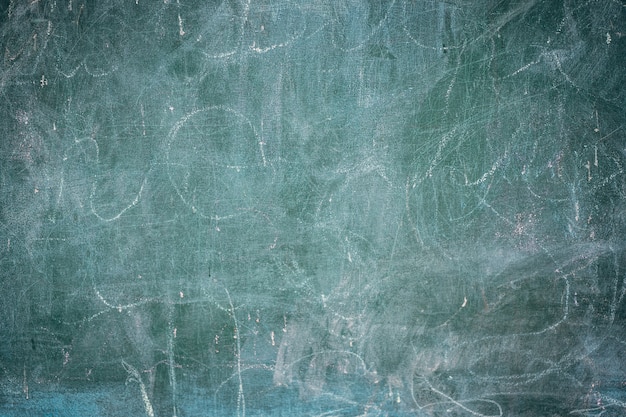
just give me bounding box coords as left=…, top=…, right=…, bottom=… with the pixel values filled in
left=223, top=286, right=245, bottom=417
left=122, top=360, right=155, bottom=417
left=90, top=176, right=147, bottom=222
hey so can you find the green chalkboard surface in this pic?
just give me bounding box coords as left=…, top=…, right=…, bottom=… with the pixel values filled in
left=1, top=1, right=625, bottom=416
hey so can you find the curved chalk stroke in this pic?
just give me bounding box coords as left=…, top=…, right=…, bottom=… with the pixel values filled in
left=0, top=1, right=625, bottom=416
left=166, top=106, right=265, bottom=219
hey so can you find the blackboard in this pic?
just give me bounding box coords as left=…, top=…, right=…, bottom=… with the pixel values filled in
left=1, top=1, right=625, bottom=416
